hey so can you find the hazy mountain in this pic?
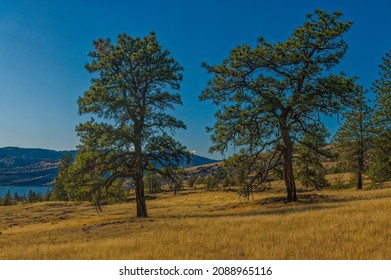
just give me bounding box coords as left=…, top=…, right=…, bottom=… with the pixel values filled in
left=0, top=147, right=218, bottom=186
left=181, top=154, right=219, bottom=168
left=0, top=147, right=76, bottom=186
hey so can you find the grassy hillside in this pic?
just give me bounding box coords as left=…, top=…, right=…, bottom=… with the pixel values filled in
left=1, top=174, right=390, bottom=260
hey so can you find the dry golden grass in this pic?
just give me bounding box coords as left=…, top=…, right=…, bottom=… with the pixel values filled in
left=1, top=175, right=391, bottom=260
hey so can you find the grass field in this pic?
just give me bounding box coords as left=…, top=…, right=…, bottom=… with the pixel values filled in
left=1, top=174, right=391, bottom=260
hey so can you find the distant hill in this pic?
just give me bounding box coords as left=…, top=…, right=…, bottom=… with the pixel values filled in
left=0, top=147, right=218, bottom=186
left=0, top=147, right=76, bottom=186
left=180, top=154, right=219, bottom=168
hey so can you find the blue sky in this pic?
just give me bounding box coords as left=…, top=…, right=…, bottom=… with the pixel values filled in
left=1, top=0, right=390, bottom=159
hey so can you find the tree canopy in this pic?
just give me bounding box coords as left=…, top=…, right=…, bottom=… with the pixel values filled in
left=200, top=9, right=356, bottom=201
left=51, top=152, right=74, bottom=201
left=295, top=125, right=331, bottom=190
left=369, top=50, right=391, bottom=184
left=70, top=32, right=191, bottom=217
left=334, top=86, right=374, bottom=189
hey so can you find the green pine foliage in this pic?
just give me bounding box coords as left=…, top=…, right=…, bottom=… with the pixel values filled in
left=65, top=148, right=127, bottom=208
left=187, top=175, right=197, bottom=189
left=206, top=175, right=219, bottom=190
left=295, top=126, right=331, bottom=189
left=163, top=167, right=185, bottom=195
left=1, top=190, right=48, bottom=206
left=144, top=171, right=162, bottom=194
left=200, top=9, right=356, bottom=201
left=333, top=86, right=374, bottom=189
left=73, top=33, right=191, bottom=216
left=3, top=190, right=14, bottom=206
left=51, top=152, right=74, bottom=201
left=369, top=50, right=391, bottom=184
left=27, top=190, right=43, bottom=203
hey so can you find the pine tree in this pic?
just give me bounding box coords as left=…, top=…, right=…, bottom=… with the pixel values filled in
left=3, top=190, right=14, bottom=206
left=28, top=190, right=35, bottom=203
left=52, top=152, right=74, bottom=201
left=333, top=86, right=374, bottom=189
left=369, top=50, right=391, bottom=184
left=187, top=175, right=197, bottom=189
left=163, top=167, right=185, bottom=195
left=206, top=175, right=218, bottom=190
left=295, top=125, right=331, bottom=189
left=13, top=192, right=20, bottom=202
left=65, top=148, right=127, bottom=206
left=144, top=171, right=162, bottom=194
left=200, top=9, right=355, bottom=201
left=73, top=33, right=191, bottom=217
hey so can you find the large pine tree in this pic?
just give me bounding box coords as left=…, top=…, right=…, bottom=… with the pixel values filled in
left=70, top=33, right=190, bottom=217
left=200, top=10, right=356, bottom=201
left=369, top=50, right=391, bottom=184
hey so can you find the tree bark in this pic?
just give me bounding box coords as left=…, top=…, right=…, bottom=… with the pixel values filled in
left=134, top=135, right=148, bottom=218
left=357, top=117, right=364, bottom=190
left=281, top=127, right=297, bottom=202
left=357, top=148, right=364, bottom=190
left=357, top=170, right=363, bottom=190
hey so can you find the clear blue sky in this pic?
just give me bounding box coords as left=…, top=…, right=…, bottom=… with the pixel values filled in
left=1, top=0, right=390, bottom=159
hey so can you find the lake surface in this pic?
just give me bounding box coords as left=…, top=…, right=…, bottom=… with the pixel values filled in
left=0, top=186, right=52, bottom=198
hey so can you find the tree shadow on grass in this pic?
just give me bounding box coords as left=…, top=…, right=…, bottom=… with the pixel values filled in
left=247, top=193, right=348, bottom=216
left=259, top=193, right=347, bottom=206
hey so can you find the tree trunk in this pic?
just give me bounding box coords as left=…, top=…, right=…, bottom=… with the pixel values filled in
left=135, top=174, right=148, bottom=217
left=357, top=119, right=364, bottom=190
left=357, top=170, right=363, bottom=190
left=357, top=149, right=364, bottom=190
left=134, top=136, right=148, bottom=218
left=281, top=128, right=297, bottom=202
left=305, top=164, right=309, bottom=189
